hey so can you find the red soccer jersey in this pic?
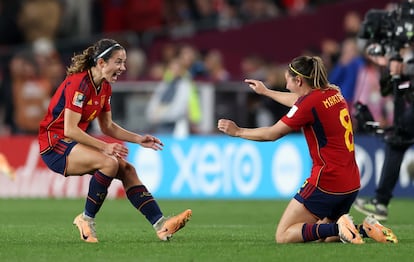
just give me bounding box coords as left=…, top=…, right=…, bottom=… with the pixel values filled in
left=281, top=88, right=360, bottom=193
left=38, top=70, right=111, bottom=154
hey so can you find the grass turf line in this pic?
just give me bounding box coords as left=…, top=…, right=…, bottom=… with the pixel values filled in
left=0, top=199, right=413, bottom=262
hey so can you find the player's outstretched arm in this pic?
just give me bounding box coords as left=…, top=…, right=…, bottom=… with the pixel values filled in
left=217, top=119, right=292, bottom=142
left=245, top=79, right=298, bottom=107
left=98, top=111, right=163, bottom=151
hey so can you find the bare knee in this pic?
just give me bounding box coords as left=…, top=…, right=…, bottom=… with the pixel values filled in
left=99, top=156, right=119, bottom=177
left=275, top=232, right=289, bottom=244
left=275, top=228, right=301, bottom=244
left=117, top=160, right=136, bottom=177
left=116, top=160, right=141, bottom=187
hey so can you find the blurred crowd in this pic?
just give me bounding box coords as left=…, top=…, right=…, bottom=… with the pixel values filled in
left=0, top=0, right=335, bottom=47
left=0, top=0, right=396, bottom=136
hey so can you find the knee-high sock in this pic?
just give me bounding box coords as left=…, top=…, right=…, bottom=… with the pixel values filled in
left=126, top=185, right=163, bottom=225
left=302, top=223, right=338, bottom=242
left=84, top=171, right=113, bottom=218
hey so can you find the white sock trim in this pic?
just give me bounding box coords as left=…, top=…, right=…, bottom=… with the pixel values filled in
left=153, top=216, right=166, bottom=231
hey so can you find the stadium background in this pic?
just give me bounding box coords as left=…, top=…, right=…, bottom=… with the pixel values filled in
left=1, top=0, right=413, bottom=200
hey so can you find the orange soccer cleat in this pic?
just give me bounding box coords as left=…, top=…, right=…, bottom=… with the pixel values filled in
left=73, top=213, right=98, bottom=243
left=363, top=215, right=398, bottom=243
left=337, top=214, right=364, bottom=244
left=156, top=209, right=192, bottom=241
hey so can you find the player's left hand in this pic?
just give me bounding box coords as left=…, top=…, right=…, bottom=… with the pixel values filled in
left=217, top=119, right=240, bottom=137
left=105, top=142, right=129, bottom=158
left=140, top=135, right=164, bottom=150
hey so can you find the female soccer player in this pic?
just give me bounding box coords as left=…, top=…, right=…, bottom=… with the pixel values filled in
left=218, top=55, right=397, bottom=244
left=38, top=38, right=191, bottom=243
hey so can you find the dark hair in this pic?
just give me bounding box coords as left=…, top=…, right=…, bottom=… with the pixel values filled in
left=66, top=39, right=124, bottom=75
left=288, top=56, right=337, bottom=90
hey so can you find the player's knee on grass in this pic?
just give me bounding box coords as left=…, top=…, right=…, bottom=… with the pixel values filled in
left=275, top=230, right=291, bottom=244
left=275, top=234, right=289, bottom=244
left=275, top=227, right=305, bottom=244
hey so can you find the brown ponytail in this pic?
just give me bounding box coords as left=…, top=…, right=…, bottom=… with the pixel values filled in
left=288, top=55, right=339, bottom=90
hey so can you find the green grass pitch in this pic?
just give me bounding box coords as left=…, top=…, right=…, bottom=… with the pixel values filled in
left=0, top=198, right=413, bottom=262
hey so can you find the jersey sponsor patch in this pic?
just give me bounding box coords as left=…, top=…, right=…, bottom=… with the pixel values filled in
left=72, top=91, right=85, bottom=108
left=286, top=105, right=298, bottom=118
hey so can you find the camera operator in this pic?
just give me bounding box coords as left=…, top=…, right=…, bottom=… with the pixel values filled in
left=354, top=45, right=414, bottom=221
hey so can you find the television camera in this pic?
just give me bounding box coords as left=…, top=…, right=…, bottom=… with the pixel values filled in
left=358, top=0, right=414, bottom=55
left=355, top=0, right=414, bottom=146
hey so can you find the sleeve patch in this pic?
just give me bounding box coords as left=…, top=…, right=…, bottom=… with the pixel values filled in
left=286, top=105, right=298, bottom=118
left=72, top=91, right=85, bottom=108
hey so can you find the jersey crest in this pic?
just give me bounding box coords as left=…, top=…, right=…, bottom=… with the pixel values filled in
left=72, top=91, right=85, bottom=108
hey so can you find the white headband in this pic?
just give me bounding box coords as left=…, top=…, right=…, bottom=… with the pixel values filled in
left=95, top=43, right=121, bottom=61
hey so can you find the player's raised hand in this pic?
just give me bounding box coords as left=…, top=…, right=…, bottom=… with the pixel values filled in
left=139, top=134, right=164, bottom=151
left=217, top=119, right=240, bottom=137
left=245, top=79, right=269, bottom=95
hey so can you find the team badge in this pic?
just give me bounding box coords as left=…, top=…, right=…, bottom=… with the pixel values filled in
left=72, top=91, right=85, bottom=108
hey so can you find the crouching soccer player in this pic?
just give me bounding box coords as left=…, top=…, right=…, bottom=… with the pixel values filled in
left=39, top=38, right=191, bottom=243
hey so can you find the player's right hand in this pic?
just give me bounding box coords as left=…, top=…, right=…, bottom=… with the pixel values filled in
left=245, top=79, right=268, bottom=95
